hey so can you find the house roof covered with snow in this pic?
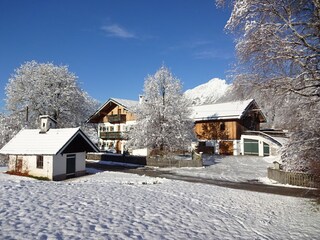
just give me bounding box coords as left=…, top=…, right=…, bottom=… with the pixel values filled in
left=87, top=97, right=139, bottom=123
left=0, top=128, right=99, bottom=155
left=191, top=99, right=266, bottom=122
left=111, top=98, right=139, bottom=110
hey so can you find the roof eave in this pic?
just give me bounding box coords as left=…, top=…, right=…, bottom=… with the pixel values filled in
left=86, top=98, right=135, bottom=123
left=239, top=99, right=267, bottom=123
left=194, top=116, right=241, bottom=122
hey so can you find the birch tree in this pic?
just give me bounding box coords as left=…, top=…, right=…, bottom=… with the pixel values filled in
left=217, top=0, right=320, bottom=174
left=127, top=66, right=194, bottom=155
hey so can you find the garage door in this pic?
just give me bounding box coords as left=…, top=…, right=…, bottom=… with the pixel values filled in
left=263, top=142, right=270, bottom=156
left=244, top=139, right=259, bottom=155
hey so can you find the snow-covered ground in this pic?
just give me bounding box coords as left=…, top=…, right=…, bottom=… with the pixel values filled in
left=1, top=166, right=319, bottom=239
left=167, top=155, right=276, bottom=183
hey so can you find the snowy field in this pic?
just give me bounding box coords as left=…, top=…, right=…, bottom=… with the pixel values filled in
left=168, top=155, right=277, bottom=183
left=1, top=167, right=320, bottom=239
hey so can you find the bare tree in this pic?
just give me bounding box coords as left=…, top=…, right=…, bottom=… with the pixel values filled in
left=217, top=0, right=320, bottom=174
left=127, top=66, right=194, bottom=155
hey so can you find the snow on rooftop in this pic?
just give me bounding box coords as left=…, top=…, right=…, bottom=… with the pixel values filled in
left=0, top=128, right=80, bottom=155
left=111, top=98, right=139, bottom=110
left=191, top=99, right=254, bottom=121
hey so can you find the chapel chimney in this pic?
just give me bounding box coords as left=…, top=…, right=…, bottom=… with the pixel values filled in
left=39, top=115, right=57, bottom=133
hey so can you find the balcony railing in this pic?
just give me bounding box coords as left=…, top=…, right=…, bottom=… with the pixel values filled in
left=100, top=131, right=128, bottom=140
left=108, top=114, right=126, bottom=123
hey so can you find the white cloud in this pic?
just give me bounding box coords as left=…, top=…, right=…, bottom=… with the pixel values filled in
left=101, top=24, right=136, bottom=39
left=194, top=49, right=234, bottom=60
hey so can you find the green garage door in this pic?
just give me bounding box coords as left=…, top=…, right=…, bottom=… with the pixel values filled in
left=263, top=142, right=270, bottom=156
left=244, top=139, right=259, bottom=155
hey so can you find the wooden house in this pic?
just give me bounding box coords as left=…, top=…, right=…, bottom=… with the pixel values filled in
left=191, top=99, right=266, bottom=155
left=87, top=98, right=138, bottom=153
left=0, top=115, right=99, bottom=180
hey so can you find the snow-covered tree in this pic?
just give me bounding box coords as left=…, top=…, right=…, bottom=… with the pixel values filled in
left=5, top=61, right=99, bottom=128
left=218, top=0, right=319, bottom=99
left=217, top=0, right=320, bottom=175
left=0, top=111, right=26, bottom=150
left=127, top=66, right=194, bottom=155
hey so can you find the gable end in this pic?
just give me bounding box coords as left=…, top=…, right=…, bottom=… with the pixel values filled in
left=58, top=130, right=99, bottom=154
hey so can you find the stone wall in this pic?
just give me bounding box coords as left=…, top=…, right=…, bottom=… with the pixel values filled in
left=146, top=152, right=203, bottom=168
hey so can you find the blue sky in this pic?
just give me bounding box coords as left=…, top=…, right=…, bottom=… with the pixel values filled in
left=0, top=0, right=235, bottom=110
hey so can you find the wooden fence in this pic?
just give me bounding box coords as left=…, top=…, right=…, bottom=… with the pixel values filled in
left=268, top=168, right=319, bottom=188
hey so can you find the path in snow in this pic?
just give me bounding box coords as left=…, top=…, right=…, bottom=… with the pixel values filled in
left=86, top=155, right=320, bottom=198
left=1, top=169, right=319, bottom=239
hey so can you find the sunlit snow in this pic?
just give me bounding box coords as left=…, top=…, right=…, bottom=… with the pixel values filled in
left=0, top=166, right=319, bottom=239
left=184, top=78, right=230, bottom=105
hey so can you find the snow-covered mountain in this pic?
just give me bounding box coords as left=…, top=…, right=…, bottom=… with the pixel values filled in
left=184, top=78, right=231, bottom=105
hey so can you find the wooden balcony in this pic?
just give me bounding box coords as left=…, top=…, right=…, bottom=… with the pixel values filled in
left=108, top=114, right=126, bottom=123
left=100, top=131, right=128, bottom=140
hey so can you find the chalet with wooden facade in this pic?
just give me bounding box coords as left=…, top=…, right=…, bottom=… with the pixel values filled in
left=191, top=99, right=267, bottom=155
left=88, top=97, right=275, bottom=156
left=87, top=98, right=138, bottom=153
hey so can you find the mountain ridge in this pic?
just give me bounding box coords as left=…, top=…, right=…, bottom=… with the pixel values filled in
left=184, top=78, right=231, bottom=105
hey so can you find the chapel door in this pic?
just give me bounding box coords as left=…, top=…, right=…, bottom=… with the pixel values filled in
left=66, top=154, right=76, bottom=177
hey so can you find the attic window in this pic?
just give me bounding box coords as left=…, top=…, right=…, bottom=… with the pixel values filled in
left=36, top=155, right=43, bottom=169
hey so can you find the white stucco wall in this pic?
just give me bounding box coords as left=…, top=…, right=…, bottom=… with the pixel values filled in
left=7, top=152, right=86, bottom=180
left=75, top=152, right=86, bottom=172
left=132, top=148, right=149, bottom=156
left=240, top=135, right=280, bottom=156
left=53, top=154, right=65, bottom=176
left=53, top=152, right=86, bottom=177
left=8, top=155, right=54, bottom=179
left=233, top=140, right=241, bottom=156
